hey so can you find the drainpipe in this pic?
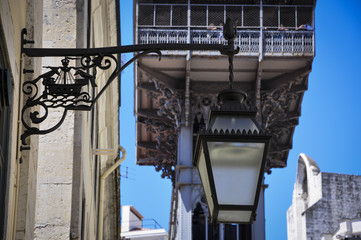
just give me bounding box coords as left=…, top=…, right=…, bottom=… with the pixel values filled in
left=98, top=146, right=127, bottom=240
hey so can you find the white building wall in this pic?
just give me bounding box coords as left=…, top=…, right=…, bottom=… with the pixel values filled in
left=121, top=206, right=168, bottom=240
left=287, top=153, right=321, bottom=240
left=287, top=153, right=361, bottom=240
left=122, top=205, right=143, bottom=232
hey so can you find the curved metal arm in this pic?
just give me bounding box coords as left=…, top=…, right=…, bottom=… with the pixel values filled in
left=21, top=109, right=68, bottom=146
left=91, top=49, right=161, bottom=105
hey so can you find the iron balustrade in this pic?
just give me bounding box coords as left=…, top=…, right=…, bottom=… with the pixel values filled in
left=264, top=30, right=313, bottom=56
left=137, top=3, right=315, bottom=56
left=137, top=28, right=314, bottom=56
left=138, top=29, right=188, bottom=44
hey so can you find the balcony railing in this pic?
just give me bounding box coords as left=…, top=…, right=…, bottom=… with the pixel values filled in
left=137, top=28, right=314, bottom=56
left=264, top=30, right=313, bottom=55
left=122, top=219, right=164, bottom=231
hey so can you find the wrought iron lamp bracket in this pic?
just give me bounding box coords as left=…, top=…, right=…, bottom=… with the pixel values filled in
left=20, top=29, right=164, bottom=148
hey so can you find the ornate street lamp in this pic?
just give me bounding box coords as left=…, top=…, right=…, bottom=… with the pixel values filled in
left=20, top=19, right=270, bottom=218
left=193, top=19, right=271, bottom=224
left=193, top=98, right=270, bottom=224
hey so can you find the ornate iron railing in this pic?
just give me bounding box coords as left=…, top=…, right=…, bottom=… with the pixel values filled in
left=137, top=28, right=314, bottom=56
left=264, top=30, right=314, bottom=55
left=138, top=29, right=188, bottom=44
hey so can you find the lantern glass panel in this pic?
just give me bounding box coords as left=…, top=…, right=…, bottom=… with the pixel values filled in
left=197, top=144, right=215, bottom=214
left=207, top=141, right=265, bottom=205
left=217, top=210, right=252, bottom=223
left=210, top=115, right=258, bottom=132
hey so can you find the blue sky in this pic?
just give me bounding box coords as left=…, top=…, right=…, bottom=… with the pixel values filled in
left=119, top=1, right=173, bottom=231
left=265, top=1, right=361, bottom=239
left=120, top=1, right=361, bottom=238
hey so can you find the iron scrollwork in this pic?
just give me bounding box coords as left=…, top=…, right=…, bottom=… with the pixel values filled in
left=21, top=30, right=161, bottom=148
left=261, top=82, right=300, bottom=169
left=147, top=78, right=182, bottom=180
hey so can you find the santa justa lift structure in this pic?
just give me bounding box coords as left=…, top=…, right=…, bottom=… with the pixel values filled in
left=133, top=0, right=315, bottom=239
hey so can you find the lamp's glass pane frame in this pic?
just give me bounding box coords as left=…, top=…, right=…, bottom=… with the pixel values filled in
left=194, top=133, right=270, bottom=224
left=207, top=141, right=265, bottom=206
left=196, top=143, right=215, bottom=216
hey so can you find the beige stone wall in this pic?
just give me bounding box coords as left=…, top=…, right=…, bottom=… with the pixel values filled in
left=16, top=1, right=44, bottom=239
left=89, top=0, right=120, bottom=239
left=1, top=0, right=120, bottom=239
left=69, top=0, right=120, bottom=239
left=33, top=1, right=77, bottom=239
left=0, top=0, right=27, bottom=239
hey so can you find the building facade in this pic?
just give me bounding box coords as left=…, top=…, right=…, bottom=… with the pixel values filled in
left=287, top=153, right=361, bottom=240
left=0, top=0, right=121, bottom=239
left=121, top=205, right=168, bottom=240
left=133, top=0, right=316, bottom=239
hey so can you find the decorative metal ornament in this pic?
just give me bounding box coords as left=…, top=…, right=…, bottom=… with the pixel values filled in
left=20, top=29, right=163, bottom=148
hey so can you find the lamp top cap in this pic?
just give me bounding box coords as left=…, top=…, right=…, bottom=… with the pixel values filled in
left=218, top=88, right=247, bottom=104
left=223, top=17, right=238, bottom=41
